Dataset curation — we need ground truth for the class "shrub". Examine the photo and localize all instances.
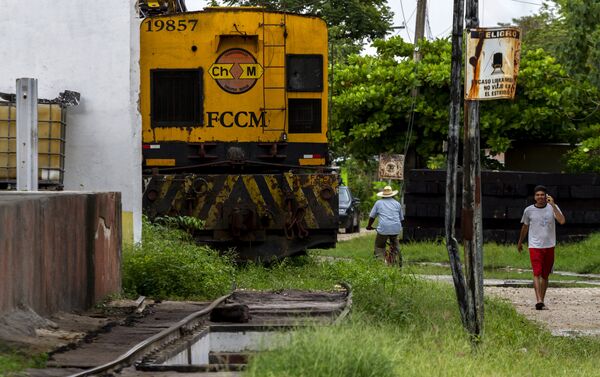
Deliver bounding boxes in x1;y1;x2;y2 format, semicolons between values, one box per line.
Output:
122;219;234;299
566;134;600;173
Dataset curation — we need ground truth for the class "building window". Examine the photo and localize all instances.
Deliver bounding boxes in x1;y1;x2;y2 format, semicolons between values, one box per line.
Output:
286;55;323;92
151;69;202;127
288;99;321;133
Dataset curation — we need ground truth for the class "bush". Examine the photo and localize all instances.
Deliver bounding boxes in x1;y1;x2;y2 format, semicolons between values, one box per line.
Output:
566;133;600;173
122;219;234;300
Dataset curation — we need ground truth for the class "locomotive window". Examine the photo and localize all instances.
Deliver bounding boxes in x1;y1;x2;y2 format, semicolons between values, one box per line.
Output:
286;55;323;92
288;99;321;133
151;69;203;127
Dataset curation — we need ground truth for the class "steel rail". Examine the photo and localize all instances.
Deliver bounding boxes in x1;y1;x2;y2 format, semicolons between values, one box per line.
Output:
67;293;232;377
334;282;353;325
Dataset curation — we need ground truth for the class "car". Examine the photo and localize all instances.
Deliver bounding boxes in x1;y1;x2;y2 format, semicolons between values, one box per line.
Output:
338;186;360;233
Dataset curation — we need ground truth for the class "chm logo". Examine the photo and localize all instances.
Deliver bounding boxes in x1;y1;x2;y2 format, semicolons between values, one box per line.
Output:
209;49;263;94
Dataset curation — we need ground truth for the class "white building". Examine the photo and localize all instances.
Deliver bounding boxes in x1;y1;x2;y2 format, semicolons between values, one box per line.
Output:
0;0;142;242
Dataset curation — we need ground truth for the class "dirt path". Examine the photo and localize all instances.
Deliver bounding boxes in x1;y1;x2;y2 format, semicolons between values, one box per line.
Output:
485;286;600;336
337;228;375;242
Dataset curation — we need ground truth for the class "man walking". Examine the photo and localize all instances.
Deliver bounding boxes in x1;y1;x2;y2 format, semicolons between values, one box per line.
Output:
517;185;566;310
366;186;404;266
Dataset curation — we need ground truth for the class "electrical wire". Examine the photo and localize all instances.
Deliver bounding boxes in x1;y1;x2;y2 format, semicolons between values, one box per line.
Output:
509;0;543;6
425;4;433;40
434;24;453;39
399;0;412;43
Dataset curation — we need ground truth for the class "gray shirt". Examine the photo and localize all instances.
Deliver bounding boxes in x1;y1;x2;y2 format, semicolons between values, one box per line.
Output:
369;198;403;235
521;204;562;248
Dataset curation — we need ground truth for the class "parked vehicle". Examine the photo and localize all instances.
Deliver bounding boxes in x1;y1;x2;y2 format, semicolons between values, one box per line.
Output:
339;186;360;233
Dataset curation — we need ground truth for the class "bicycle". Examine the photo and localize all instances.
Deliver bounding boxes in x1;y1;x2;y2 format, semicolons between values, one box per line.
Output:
384;239;402;267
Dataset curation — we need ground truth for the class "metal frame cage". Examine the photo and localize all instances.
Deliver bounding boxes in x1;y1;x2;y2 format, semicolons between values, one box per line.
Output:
0;101;67;189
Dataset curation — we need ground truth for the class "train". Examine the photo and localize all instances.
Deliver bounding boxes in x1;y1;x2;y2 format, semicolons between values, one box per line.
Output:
140;7;339;261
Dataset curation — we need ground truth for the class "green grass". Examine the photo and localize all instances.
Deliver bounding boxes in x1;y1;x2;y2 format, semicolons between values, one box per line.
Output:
8;226;600;376
0;348;46;376
316;232;600;275
238;254;600;377
405;264;600;287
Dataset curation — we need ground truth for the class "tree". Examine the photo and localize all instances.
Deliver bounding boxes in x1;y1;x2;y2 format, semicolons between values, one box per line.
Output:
221;0;394;58
331;36;597;167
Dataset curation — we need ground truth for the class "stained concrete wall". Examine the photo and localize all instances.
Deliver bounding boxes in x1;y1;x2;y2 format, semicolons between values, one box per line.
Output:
0;0;142;243
0;192;121;315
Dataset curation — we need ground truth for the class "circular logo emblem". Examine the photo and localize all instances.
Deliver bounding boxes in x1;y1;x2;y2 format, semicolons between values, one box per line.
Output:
209;49;263;94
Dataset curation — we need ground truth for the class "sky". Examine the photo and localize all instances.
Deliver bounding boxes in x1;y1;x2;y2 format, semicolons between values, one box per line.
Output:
184;0;548;43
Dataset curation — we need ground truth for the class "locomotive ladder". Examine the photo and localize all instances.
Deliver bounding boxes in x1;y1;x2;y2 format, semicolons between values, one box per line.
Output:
260;11;287;133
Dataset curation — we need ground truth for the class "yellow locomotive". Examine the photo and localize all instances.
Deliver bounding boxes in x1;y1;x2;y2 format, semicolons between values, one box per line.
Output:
140;7;338;260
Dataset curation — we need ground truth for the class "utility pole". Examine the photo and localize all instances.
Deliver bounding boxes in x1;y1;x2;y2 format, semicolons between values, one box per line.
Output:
413;0;427;62
445;0;469;332
463;0;484;338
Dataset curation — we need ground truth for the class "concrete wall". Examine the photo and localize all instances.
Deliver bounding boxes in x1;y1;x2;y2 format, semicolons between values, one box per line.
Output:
0;192;121;315
0;0;142;243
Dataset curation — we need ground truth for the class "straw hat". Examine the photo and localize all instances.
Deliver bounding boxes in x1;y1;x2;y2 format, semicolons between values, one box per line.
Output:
377;185;398;198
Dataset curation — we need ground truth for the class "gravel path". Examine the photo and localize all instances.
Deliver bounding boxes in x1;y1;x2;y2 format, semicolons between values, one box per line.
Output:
485;286;600;337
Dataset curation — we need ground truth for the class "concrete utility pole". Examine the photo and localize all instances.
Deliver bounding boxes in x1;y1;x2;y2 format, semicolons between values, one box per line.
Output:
463;0;484;338
16;78;38;191
413;0;427;62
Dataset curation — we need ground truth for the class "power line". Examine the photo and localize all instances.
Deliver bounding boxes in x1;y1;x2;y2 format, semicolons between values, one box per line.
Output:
509;0;543;6
399;0;412;43
425;5;433;40
435;24;453;38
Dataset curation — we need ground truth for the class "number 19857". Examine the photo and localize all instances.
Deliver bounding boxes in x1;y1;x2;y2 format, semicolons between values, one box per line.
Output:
145;19;198;32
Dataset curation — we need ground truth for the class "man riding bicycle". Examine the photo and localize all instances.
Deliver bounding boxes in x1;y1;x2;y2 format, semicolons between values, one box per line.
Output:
366;186;404;266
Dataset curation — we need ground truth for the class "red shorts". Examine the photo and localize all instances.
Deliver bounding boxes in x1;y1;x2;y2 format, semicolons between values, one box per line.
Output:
529;247;555;279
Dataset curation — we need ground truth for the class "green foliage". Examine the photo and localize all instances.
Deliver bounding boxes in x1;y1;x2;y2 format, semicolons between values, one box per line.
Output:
316;232;600;275
240;237;600;377
332;33;600;167
566;134;600;173
246;325;397;377
122;219;234;299
222;0;393;59
339;156;402;216
0;347;47;375
155;215;205;233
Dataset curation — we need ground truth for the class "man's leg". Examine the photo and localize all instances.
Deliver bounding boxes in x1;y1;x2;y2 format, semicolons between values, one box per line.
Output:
532;275;542;303
529;248;544;307
539;247;554;305
374;233;386;261
539;277;549;303
389;235;402;267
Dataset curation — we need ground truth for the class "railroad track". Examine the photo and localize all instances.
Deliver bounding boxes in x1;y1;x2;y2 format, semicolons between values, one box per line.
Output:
28;284;351;377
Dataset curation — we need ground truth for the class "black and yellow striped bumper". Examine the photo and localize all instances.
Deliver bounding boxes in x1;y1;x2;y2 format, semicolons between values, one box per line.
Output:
143;172;339;260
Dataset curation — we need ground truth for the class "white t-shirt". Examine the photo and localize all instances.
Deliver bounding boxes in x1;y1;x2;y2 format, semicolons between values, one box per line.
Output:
521;204;562;248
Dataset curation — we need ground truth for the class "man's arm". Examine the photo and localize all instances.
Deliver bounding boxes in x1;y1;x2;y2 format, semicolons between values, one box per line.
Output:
517;224;529;253
366;217;376;230
547;195;566;224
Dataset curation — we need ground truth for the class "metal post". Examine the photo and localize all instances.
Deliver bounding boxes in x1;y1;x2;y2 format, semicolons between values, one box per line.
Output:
446;0;470;330
463;0;484;338
16;78;38;191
